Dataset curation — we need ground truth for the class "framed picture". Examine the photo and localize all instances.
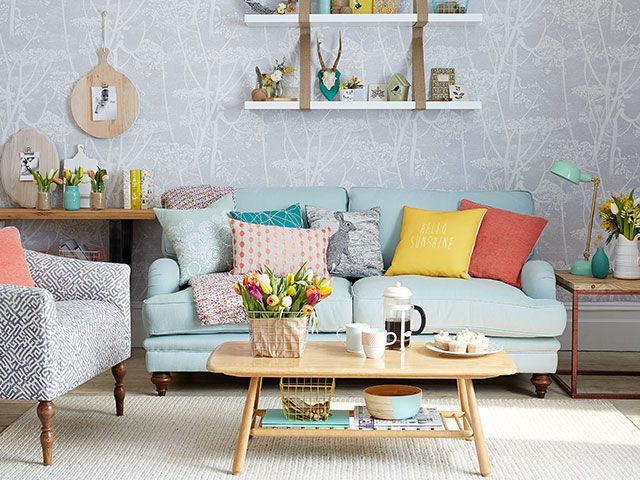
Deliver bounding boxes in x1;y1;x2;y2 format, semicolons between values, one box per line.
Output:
19;151;40;181
430;68;456;101
374;0;398;14
91;85;118;121
449;84;469;101
350;0;373;14
368;84;388;101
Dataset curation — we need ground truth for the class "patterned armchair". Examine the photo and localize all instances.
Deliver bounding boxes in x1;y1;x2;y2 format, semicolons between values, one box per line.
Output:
0;250;131;466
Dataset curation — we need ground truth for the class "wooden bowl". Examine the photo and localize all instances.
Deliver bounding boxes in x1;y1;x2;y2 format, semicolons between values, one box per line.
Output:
363;384;422;420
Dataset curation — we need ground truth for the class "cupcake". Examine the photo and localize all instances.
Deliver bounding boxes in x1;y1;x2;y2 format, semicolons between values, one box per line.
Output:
456;329;474;342
449;339;468;353
434;331;451;350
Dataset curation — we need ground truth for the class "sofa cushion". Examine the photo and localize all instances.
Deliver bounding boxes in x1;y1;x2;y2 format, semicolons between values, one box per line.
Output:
352;275;566;337
229;203;304;228
144;277;352;336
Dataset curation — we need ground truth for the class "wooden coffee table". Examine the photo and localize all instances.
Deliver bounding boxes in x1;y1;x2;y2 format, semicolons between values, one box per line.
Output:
207;341;517;477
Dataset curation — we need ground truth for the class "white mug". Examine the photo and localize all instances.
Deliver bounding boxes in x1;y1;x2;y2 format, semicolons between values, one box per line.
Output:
336;323;368;353
362;328;397;359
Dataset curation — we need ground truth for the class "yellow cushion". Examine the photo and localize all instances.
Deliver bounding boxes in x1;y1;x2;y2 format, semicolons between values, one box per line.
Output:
385;206;487;279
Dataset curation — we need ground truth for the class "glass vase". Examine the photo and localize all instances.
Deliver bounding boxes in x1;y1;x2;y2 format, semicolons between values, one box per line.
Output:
36;191;52;211
90;192;106;210
63;185;81;211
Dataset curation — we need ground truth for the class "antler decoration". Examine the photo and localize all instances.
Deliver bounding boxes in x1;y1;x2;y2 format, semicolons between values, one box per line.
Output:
316;33;343;91
316;34;326;71
332;33;342;71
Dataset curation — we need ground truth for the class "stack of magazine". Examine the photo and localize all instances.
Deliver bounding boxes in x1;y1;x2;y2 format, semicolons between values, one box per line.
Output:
352;406;443;431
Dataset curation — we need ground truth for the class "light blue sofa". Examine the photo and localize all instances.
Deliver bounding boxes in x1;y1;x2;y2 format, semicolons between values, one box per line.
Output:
143;187;565;398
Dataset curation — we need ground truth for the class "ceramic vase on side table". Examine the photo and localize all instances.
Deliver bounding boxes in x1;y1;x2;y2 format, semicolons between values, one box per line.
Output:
63;185;81;211
590;247;610;279
613;236;640;279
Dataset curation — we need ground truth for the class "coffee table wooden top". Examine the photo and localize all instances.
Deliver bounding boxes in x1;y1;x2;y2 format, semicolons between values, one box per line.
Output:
555;270;640;293
207;342;516;380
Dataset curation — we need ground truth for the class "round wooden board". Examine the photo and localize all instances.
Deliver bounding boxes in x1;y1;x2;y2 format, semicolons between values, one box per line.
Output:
0;129;59;208
70;48;139;139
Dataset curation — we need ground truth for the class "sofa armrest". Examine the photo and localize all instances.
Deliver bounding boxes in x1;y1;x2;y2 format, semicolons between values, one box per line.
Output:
521;260;557;300
148;258;180;298
25;250;131;319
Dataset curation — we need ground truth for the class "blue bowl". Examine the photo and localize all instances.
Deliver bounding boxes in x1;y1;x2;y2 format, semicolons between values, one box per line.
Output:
364;385;422;420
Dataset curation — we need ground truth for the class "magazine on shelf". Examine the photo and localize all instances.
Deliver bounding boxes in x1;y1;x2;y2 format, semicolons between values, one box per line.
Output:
353;405;444;431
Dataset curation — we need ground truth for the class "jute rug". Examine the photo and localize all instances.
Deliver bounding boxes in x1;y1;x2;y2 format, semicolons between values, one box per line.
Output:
1;396;639;480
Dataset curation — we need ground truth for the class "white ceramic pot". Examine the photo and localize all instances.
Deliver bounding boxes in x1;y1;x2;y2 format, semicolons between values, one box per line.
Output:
340;89;354;101
613;236;640;279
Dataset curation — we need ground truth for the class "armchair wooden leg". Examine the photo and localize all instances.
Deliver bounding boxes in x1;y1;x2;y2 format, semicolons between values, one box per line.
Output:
37;400;56;466
151;372;172;397
112;362;126;416
531;373;552;399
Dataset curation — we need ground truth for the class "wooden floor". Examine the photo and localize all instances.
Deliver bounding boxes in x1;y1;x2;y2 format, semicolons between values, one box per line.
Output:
1;348;639;434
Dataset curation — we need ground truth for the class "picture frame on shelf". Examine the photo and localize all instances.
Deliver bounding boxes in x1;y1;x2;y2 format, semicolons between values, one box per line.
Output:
350;0;373;14
449;84;469;101
368;84;388;101
374;0;398;14
19;149;39;182
430;68;456;101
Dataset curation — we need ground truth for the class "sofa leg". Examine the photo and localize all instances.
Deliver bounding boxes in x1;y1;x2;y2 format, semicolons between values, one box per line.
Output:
151;372;172;397
112;362;126;416
37;400;56;466
531;373;552;399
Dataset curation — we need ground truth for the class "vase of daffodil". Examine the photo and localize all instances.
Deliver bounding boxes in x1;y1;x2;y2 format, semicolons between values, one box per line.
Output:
599;190;640;279
62;167;84;211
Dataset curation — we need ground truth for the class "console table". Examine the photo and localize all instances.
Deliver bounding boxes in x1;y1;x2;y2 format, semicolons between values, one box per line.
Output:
0;208;156;266
554;270;640;399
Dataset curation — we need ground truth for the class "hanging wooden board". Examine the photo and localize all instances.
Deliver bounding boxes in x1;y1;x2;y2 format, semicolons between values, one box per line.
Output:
70;48;139;139
0;128;60;208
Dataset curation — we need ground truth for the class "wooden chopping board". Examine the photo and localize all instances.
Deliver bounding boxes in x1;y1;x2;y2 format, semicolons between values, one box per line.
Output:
0;128;60;208
70;48;139;139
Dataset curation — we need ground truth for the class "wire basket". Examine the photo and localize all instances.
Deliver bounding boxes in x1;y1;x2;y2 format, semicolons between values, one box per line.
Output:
432;0;469;13
58;246;106;262
247;313;309;358
280;377;335;421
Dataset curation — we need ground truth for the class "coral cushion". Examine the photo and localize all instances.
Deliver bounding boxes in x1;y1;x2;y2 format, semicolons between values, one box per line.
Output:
459;199;548;287
0;227;35;287
229;219;331;276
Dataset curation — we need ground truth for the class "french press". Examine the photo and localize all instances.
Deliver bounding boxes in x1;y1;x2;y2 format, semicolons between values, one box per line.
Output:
383;282;427;350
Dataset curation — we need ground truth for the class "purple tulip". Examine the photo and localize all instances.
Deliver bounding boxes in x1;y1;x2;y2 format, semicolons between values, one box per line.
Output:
246;284;263;300
307;292;321;306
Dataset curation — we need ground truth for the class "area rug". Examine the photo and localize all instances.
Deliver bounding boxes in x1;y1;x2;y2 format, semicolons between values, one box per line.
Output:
1;396;639;480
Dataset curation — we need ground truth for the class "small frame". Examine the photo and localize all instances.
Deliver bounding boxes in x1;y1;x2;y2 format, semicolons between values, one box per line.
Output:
374;0;398;13
19;148;40;182
430;68;456;101
449;84;469;101
91;85;118;121
368;84;388;101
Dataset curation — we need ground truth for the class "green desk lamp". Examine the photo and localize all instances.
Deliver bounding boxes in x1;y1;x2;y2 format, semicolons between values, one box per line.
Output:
550;161;600;276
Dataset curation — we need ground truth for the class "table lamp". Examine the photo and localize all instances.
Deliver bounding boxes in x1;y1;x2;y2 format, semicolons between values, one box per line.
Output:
550;161;600;276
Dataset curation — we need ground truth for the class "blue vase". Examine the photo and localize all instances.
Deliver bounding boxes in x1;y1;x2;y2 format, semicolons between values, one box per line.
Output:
591;247;610;279
63;185;81;211
319;0;331;14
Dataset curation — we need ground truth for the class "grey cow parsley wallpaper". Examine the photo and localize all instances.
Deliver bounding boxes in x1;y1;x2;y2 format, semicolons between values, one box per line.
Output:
1;0;639;300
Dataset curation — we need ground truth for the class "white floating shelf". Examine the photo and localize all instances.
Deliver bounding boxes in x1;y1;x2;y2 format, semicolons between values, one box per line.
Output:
244;101;481;111
244;13;483;27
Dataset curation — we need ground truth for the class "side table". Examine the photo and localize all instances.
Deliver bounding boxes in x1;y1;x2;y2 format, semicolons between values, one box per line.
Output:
554;270;640;399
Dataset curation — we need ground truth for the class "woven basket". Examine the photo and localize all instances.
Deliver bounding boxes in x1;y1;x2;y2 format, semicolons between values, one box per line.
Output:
248;315;309;358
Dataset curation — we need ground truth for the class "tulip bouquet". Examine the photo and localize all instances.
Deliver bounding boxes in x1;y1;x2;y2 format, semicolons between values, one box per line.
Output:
62;167;84;187
88;167;108;193
599;190;640;243
27;168;62;192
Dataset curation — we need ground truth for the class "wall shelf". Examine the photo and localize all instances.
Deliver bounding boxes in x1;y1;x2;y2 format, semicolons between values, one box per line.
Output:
245;13;483;27
244;101;481;111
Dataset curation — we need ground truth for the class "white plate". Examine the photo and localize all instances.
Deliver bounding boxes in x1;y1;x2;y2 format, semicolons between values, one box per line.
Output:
425;342;503;357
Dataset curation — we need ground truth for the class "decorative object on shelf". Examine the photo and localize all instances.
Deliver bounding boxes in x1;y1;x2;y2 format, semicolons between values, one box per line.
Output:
233;265;333;357
63;145;97;208
430;68;456;100
449;84;469;101
591;236;610;279
350;0;373;13
331;0;352;13
432;0;468;13
319;0;331;14
317;33;343;101
255;60;295;100
363;385;422;420
374;0;399;14
88;167;108;210
339;76;364;101
387;73;411;101
244;0;276;14
280;377;335;421
70;11;139;139
0;129;59;208
141;169;154;209
550;161;600;276
383;282;427;350
275;0;298;14
599;190;640;279
62;167;84;211
130;169;141;209
368;83;388;101
28;168;61;211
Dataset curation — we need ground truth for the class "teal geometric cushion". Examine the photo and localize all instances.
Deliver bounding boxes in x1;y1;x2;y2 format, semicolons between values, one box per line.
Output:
228;203;304;228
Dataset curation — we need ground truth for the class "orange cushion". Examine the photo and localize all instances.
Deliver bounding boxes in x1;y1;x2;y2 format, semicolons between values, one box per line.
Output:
459;199;547;287
0;227;35;287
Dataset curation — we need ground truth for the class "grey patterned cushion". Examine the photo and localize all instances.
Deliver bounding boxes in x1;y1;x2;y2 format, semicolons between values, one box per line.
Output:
306;206;384;278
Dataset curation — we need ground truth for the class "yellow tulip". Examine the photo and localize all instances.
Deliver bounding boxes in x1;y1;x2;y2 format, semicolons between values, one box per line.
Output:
64;169;71;181
287;285;297;296
260;282;272;295
286;273;295;285
319;285;333;297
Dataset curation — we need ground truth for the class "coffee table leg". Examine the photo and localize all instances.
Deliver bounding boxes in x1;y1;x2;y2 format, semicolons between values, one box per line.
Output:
457;379;472;440
250;378;263;439
232;377;259;475
464;379;491;477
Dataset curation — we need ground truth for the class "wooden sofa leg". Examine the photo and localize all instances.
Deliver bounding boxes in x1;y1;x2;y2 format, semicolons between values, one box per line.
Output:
151;372;172;397
531;373;552;399
112;362;126;416
37;400;56;466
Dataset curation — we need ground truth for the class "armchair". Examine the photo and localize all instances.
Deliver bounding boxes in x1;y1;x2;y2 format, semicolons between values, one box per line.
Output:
0;251;131;466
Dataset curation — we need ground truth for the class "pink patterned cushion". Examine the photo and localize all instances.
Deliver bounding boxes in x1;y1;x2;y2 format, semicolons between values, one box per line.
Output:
229;219;331;276
161;185;235;210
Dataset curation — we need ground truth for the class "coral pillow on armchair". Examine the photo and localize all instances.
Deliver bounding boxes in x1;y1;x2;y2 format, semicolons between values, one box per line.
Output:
229;219;331;276
459;199;548;287
0;227;35;287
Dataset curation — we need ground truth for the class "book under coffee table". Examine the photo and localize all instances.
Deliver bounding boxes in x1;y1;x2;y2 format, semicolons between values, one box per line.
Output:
207;341;517;477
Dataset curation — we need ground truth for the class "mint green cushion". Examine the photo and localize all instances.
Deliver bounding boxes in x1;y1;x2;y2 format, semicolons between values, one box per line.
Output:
229;203;304;228
154;193;234;285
